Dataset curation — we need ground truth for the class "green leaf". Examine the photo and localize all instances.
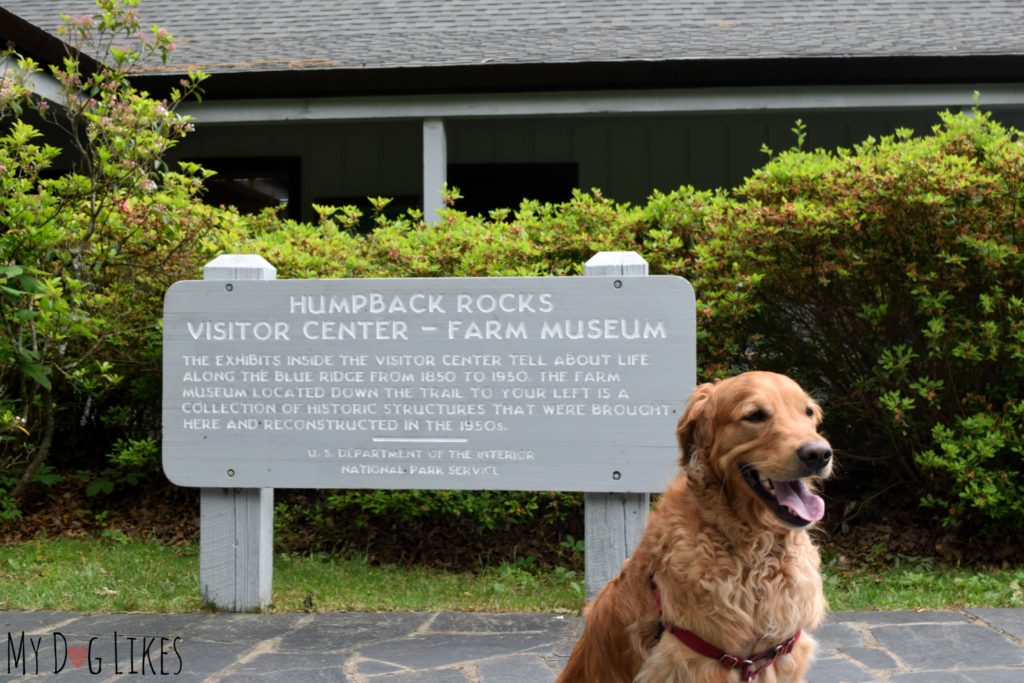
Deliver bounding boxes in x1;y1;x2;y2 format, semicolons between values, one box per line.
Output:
85;479;109;497
18;363;52;390
0;286;26;299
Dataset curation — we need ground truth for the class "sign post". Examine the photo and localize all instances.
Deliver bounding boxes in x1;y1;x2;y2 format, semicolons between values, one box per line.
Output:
164;252;695;610
197;255;275;611
583;251;655;599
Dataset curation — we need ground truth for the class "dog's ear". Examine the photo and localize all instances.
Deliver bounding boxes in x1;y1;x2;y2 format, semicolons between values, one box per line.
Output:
677;382;714;466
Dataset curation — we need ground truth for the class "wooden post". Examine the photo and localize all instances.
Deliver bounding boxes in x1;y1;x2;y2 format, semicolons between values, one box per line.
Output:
199;254;276;611
583;252;652;599
422;118;447;221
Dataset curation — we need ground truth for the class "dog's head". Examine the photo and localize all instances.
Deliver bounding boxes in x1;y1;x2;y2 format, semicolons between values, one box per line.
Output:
677;371;833;530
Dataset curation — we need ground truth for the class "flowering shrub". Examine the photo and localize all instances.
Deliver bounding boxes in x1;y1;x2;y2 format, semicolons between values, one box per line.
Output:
0;0;213;513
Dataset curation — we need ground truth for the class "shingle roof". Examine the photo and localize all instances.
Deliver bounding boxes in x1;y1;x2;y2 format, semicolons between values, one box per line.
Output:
4;0;1024;75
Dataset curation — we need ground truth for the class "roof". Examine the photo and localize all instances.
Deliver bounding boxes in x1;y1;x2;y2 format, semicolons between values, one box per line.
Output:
4;1;1024;97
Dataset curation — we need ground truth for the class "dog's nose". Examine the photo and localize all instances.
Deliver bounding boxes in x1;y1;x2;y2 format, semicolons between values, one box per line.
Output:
797;440;832;472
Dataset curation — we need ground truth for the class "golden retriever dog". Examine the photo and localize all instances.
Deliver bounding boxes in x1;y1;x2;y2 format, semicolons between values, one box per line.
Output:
557;371;833;683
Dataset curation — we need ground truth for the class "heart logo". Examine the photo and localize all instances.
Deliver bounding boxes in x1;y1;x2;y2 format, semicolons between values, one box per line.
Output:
67;645;88;669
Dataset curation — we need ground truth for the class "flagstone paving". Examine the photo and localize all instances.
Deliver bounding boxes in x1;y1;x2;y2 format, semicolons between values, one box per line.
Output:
2;608;1021;681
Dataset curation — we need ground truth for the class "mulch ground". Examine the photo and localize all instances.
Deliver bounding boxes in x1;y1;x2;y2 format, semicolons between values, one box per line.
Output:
1;479;198;549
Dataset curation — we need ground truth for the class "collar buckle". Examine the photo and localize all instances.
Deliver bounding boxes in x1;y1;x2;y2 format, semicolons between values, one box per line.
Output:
718;653;753;669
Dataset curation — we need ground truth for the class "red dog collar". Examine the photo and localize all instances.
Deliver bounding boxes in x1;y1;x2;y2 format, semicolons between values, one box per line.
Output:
650;576;800;682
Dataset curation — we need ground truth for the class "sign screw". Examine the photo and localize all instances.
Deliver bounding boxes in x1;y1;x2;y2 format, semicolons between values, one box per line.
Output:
227;469;236;477
612;471;622;480
225;283;234;292
614;280;623;289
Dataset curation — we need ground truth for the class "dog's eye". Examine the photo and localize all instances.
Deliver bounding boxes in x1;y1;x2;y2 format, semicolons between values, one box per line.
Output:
805;406;815;418
743;409;768;423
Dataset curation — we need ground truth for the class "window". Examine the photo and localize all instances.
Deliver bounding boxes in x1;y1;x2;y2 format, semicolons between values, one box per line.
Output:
190;157;301;219
447;163;578;215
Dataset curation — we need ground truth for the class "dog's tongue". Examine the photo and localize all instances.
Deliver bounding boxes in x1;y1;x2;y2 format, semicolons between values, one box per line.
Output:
771;479;825;523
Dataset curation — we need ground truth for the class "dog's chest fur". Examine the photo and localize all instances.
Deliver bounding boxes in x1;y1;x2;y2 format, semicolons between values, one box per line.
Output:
694;532;820;645
647;482;826;653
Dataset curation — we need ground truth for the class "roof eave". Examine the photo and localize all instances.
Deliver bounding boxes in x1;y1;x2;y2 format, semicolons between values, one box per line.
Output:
130;54;1024;101
0;6;101;76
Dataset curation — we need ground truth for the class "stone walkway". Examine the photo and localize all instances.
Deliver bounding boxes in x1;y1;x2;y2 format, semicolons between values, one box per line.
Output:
2;608;1021;681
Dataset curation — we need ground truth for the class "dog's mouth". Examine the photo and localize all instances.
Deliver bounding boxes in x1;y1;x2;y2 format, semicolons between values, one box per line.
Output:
740;464;825;527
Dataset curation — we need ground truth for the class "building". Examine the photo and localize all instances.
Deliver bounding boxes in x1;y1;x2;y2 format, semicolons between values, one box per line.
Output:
4;1;1024;222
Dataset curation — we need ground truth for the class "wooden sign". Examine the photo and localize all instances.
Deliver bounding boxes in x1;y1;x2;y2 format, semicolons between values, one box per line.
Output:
162;276;695;492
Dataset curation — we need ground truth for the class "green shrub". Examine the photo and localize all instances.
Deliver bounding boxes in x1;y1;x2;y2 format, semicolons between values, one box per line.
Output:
692;109;1024;533
234;108;1024;537
237;186;672;280
3;5;1022;542
917;406;1024;528
321;489;578;531
85;437;160;497
271;488;583;569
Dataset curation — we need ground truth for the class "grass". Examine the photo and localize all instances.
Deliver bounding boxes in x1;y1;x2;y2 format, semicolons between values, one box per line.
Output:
1;537;1022;613
824;560;1024;612
0;538;583;613
0;538;202;613
272;552;583;612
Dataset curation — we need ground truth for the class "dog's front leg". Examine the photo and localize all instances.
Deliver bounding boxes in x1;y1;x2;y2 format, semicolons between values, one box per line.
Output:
767;633;817;683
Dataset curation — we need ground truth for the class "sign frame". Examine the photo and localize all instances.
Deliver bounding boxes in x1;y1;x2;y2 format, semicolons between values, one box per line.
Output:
162;274;695;492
